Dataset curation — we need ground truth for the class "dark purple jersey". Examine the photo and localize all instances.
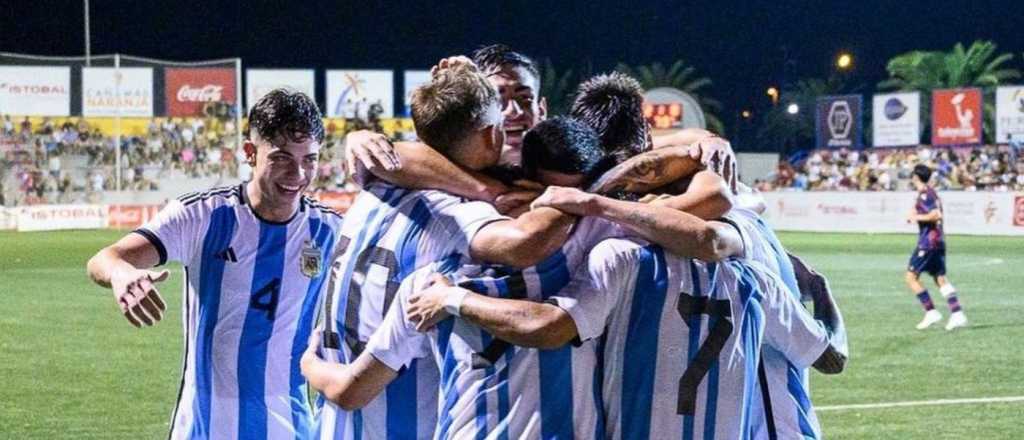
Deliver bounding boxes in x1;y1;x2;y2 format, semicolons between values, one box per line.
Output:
915;188;944;249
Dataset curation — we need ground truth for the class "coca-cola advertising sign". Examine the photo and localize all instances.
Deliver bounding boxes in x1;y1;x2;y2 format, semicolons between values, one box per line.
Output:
164;68;236;116
932;88;982;145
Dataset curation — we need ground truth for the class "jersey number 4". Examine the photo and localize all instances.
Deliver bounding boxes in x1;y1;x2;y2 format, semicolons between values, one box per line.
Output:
676;292;733;416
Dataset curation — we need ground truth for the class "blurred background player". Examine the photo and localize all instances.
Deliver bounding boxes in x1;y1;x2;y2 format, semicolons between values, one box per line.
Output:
87;89;341;439
905;164;967;331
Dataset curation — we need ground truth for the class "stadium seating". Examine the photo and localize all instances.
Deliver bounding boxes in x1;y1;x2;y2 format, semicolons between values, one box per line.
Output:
760;145;1024;192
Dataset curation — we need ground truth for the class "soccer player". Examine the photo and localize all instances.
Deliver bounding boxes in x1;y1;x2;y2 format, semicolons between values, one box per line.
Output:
587;238;844;440
724;205;847;440
314;58;576;440
472;44;547;168
567;71;848;438
905;164;967;331
86;89;342;439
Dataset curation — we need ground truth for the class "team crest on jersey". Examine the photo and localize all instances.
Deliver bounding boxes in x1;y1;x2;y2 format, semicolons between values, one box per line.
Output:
300;240;322;278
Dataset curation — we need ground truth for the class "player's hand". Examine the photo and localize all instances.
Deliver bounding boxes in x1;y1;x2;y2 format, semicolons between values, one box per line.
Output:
110;268;169;328
906;212;916;224
431;56;477;76
300;329;326;378
531;186;598;216
690;136;737;194
344;130;401;186
495;190;541;215
407;274;454;332
638;193;673;206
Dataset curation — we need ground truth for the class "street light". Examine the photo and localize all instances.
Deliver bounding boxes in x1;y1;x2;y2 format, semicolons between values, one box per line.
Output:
786;103;800;115
741;110;752;119
766;86;779;105
836;52;853;70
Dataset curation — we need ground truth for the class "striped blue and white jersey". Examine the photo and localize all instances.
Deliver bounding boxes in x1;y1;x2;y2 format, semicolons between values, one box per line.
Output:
135;184;344;440
316;182;508;440
364;247;612;440
726;208;826;440
589;238;829;440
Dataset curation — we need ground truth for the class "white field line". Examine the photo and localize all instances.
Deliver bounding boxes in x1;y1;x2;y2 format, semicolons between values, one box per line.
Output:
817;395;1024;411
960;257;1006;267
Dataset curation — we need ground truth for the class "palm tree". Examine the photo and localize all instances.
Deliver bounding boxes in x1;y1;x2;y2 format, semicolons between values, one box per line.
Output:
878;40;1020;143
756;77;845;155
538;58;575;116
615;61;724;135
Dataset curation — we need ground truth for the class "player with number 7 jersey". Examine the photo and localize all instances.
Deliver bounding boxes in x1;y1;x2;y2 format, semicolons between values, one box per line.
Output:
590;238;832;440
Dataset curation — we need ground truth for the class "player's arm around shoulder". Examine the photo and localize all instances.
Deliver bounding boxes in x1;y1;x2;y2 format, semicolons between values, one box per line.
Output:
532;186;742;261
406;274;578;350
345;129;507;203
468;206;576;269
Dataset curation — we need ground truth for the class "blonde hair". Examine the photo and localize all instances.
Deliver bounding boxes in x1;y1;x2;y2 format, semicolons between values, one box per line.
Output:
410;63;498;156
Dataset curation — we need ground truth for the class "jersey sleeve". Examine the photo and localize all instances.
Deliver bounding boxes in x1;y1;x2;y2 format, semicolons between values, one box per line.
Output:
550;238;640;342
426;191;509;256
755;264;830;369
133;198;204;266
721;208;761;261
365;267;434;372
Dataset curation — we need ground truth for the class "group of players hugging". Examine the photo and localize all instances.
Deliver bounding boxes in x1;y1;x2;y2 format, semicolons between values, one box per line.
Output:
89;45;859;439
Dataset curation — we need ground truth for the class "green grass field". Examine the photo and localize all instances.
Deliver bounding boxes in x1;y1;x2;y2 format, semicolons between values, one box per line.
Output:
1;229;1022;439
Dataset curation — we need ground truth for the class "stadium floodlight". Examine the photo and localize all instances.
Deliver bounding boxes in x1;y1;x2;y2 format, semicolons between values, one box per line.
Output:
766;86;779;105
836;52;853;70
787;103;800;115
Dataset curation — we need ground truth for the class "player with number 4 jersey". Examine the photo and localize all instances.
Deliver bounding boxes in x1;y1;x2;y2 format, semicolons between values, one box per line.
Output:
87;89;341;439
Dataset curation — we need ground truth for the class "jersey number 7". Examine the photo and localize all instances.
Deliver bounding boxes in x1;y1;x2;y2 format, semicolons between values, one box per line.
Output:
675;292;733;416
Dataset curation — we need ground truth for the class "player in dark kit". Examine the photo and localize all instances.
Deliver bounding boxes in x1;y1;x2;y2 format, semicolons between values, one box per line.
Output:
905;164;967;331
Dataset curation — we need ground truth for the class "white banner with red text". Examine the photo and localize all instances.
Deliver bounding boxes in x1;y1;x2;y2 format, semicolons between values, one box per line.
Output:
761;191;1024;236
6;204;163;231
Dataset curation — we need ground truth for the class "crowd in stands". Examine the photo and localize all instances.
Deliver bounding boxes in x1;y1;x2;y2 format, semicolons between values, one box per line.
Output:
5;113;1023;207
0;113;395;206
758;144;1024;192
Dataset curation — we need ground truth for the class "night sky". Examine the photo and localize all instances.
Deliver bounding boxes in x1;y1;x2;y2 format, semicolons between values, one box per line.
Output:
3;0;1020;131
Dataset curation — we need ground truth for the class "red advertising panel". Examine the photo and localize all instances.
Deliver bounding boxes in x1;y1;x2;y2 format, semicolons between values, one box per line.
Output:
107;205;161;229
164;68;236;117
932;88;982;145
312;191;358;214
1014;196;1024;227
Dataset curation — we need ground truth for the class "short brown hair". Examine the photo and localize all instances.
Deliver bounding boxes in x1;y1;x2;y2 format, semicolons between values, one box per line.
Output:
410;63;499;155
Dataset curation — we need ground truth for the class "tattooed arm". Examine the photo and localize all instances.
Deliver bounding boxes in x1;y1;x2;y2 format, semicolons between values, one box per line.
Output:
587;146;701;195
532;186;743;261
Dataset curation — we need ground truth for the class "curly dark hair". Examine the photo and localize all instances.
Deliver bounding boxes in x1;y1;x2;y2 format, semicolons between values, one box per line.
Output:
521;117;615;186
472;44;540;83
245;88;324;143
569;72;648;162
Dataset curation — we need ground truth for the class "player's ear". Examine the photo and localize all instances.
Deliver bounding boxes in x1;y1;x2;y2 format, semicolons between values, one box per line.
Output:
537;97;548;121
243;140;258;166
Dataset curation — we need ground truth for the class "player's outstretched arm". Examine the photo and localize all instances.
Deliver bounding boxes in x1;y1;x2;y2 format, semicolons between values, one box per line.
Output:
301;331;398;411
405;275;578;349
345;130;507;203
532;186;743;261
790;252;849;373
469;207;576;268
87;233;169;328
